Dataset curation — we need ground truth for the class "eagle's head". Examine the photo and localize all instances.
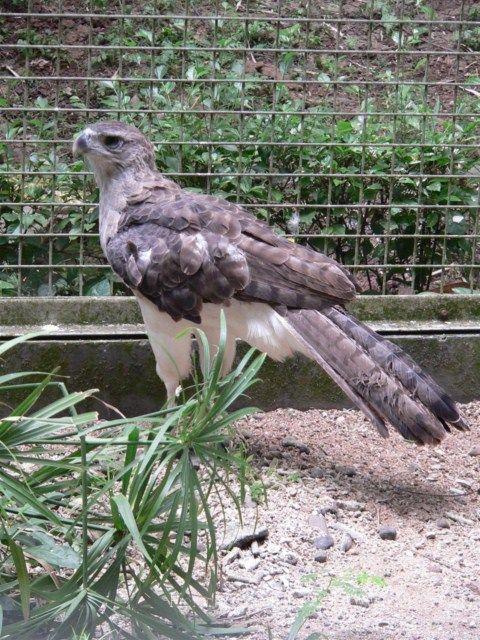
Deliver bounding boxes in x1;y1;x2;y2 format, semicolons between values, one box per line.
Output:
73;121;156;183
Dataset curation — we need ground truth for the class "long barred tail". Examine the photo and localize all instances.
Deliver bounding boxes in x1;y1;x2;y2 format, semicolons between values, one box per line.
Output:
287;307;468;445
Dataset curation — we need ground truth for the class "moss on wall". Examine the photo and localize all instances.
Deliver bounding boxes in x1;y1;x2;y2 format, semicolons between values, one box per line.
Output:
1;334;479;417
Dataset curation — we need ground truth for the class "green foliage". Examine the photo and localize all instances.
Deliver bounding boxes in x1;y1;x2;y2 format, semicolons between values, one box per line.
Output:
287;571;386;639
248;479;266;505
287;471;302;483
1;1;479;296
0;323;265;639
463;4;480;51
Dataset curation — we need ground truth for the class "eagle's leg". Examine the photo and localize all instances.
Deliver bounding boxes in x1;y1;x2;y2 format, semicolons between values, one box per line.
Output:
135;294;193;406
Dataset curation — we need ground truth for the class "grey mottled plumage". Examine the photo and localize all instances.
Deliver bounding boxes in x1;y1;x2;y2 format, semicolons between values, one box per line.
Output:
73;121;468;445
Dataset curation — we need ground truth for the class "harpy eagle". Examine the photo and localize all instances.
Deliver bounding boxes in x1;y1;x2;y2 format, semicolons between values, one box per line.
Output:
73;121;467;445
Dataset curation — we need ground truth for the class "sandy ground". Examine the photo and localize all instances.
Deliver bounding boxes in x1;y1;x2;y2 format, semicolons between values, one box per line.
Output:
209;403;480;640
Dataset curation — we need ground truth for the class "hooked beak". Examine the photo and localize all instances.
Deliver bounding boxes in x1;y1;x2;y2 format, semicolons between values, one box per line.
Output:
72;131;91;157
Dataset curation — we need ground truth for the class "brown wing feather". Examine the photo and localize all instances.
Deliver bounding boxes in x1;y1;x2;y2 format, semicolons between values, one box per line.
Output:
107;178;357;322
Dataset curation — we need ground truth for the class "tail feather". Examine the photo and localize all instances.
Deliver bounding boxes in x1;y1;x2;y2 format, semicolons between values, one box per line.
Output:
287;308;468;445
324;307;467;429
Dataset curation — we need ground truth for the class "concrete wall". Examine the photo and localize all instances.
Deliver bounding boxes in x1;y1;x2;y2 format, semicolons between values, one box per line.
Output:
1;296;479;416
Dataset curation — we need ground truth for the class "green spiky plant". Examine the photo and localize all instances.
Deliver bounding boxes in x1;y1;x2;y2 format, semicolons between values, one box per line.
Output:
0;317;265;639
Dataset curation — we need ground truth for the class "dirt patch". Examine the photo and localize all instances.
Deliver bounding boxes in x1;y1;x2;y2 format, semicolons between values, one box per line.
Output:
210;402;480;639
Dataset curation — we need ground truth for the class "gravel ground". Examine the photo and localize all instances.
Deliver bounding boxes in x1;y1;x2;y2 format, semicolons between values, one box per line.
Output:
208;403;480;640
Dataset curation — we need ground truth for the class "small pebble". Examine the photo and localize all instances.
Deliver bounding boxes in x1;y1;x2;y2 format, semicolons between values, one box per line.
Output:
309;467;324;479
335;465;356;477
340;533;354;553
457;478;473;489
378;525;397;541
337;499;364;512
436;517;451;529
468;447;480;457
308;512;328;532
466;581;480;596
239;556;260;571
292;588;310;598
223;548;241;565
314;550;328;563
446;511;474;525
282;437;310;454
279;550;299;565
228;605;247;618
220;525;269;550
350;596;371;608
319;500;338;515
427;563;442;574
314;534;335;550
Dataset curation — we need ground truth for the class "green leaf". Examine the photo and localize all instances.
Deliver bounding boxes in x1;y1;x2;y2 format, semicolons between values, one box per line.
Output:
336;120;354;136
16;529;81;570
0;469;61;525
112;494;151;562
121;425;140;494
85;277;111;296
0;333;48;357
8;539;30;621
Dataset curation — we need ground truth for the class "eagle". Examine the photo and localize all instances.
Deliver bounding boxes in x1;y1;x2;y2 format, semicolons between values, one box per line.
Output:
73;121;467;445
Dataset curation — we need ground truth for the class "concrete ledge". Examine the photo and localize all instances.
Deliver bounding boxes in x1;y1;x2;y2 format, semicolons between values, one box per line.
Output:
1;294;480;327
1;296;479;416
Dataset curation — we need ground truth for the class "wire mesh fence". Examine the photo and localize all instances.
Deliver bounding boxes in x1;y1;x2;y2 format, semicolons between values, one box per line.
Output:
1;0;479;297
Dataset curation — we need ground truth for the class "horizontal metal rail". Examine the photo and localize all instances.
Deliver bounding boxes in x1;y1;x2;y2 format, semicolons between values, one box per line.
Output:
2;44;478;56
3;76;480;86
2;107;478;117
1;171;477;179
1;141;478;149
1;12;479;25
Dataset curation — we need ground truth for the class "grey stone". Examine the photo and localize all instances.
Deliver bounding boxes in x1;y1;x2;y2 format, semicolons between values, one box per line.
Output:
228;605;247;619
308;512;328;532
340;533;354;553
446;511;474;525
282;437;310;454
314;550;328;563
331;523;366;543
319;500;338;515
378;525;397;541
223;548;240;565
224;571;261;585
337;499;365;512
314;534;335;550
279;550;299;565
436;517;451;529
350;596;372;608
239;556;260;572
468;447;480;457
220;526;269;550
309;467;324;479
293;588;310;598
335;465;357;477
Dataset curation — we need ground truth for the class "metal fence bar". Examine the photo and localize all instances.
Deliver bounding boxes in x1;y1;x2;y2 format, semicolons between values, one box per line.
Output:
1;0;479;297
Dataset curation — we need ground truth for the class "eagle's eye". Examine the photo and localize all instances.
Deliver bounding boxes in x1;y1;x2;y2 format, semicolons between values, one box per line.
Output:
103;135;123;151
